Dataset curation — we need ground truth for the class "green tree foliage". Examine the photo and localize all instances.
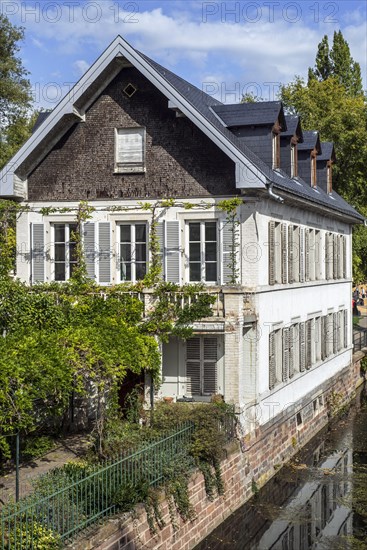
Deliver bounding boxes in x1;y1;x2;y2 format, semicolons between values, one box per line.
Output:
0;15;34;168
308;31;363;97
280;31;367;281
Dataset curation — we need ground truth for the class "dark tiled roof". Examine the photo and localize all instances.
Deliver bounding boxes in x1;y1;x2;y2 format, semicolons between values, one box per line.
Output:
282;115;303;141
140;53;363;222
298;130;320;151
32;111;51;134
317;142;335;162
211;101;284;128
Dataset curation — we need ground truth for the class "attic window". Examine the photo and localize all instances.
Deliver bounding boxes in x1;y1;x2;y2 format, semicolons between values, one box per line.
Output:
115;127;145;173
123;83;137;98
327;161;332;194
272;132;280;169
291;143;298;178
311;153;317;188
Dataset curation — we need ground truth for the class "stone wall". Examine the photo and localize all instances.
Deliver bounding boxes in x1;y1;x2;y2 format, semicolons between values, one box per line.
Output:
67;358;363;550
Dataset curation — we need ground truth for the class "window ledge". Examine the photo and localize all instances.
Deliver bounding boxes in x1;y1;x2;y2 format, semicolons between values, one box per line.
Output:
114;166;146;174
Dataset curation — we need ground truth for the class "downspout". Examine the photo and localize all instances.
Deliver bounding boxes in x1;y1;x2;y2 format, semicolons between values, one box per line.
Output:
266;181;284;203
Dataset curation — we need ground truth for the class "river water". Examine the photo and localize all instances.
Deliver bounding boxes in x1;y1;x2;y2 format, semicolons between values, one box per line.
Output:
196;385;367;550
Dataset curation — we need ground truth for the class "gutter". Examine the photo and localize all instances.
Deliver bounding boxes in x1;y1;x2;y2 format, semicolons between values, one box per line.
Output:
266;182;284;203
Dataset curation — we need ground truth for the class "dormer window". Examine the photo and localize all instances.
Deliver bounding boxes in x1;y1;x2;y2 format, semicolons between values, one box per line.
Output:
327;161;332;194
311;152;317;187
272;132;280;169
291;142;298;177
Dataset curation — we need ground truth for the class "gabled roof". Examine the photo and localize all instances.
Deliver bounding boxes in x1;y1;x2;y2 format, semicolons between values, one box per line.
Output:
317;142;335;162
0;36;363;223
31;111;51;134
211;101;286;129
298;130;321;153
282;115;303;142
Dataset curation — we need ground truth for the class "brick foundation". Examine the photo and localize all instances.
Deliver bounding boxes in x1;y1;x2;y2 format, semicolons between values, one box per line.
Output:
67;359;363;550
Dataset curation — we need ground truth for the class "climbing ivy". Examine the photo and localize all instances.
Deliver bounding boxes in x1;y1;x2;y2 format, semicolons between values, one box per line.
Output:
218;197;242;284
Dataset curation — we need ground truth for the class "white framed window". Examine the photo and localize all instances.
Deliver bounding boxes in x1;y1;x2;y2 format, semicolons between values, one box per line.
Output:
119;223;147;282
52;223;77;281
115;127;145;173
186;336;218;397
188;221;218;283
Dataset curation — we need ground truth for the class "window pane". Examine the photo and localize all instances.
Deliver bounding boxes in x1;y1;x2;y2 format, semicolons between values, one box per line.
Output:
205;263;217;282
121;225;131;242
135;244;146;262
136;263;146;280
55;243;65;262
54;225;65;242
55;262;65;281
189;243;200;262
190;263;201;281
69;224;77;241
189;223;200;242
205;222;216;242
135;224;146;242
69;242;77;262
120;244;131;262
205;242;217;262
121;263;131;281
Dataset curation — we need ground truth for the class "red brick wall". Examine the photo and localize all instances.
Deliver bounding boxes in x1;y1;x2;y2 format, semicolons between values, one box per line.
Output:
28;68;236;202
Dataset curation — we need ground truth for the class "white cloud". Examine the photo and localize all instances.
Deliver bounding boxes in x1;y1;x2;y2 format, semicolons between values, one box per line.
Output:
73;59;90;76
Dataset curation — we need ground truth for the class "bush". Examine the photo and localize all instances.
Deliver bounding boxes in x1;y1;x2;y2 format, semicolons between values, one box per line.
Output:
1;520;61;549
22;435;55;461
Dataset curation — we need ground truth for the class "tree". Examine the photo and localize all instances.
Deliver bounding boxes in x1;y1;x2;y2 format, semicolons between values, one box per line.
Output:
281;32;367;281
308;31;363;97
0;15;34;168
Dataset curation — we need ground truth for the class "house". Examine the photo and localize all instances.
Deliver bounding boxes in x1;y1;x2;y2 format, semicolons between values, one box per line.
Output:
0;36;363;438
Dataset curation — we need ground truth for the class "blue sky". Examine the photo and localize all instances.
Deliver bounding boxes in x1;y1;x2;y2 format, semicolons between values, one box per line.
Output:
2;0;366;109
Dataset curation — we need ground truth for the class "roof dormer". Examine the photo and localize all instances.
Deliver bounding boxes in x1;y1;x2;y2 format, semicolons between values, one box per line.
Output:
212;101;287;170
297;131;321;188
280;115;303;178
317;142;336;194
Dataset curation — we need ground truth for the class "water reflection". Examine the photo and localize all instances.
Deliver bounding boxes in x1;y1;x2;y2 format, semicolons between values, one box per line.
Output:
196;387;367;550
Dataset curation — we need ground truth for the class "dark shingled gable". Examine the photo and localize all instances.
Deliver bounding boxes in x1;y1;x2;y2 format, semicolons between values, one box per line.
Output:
317;142;335;162
282;115;303;141
211;101;285;128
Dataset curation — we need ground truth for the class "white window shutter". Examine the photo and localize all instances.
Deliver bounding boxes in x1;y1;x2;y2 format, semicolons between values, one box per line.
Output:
344;310;348;348
32;223;45;283
98;222;111;283
321;316;326;360
306;320;312;369
342;236;347;278
203;337;217;395
269;332;276;390
156;222;164;276
299;322;306;372
325;233;330;280
299;228;305;283
281;223;287;284
333;234;338;279
222;220;235;284
186;338;201;396
333;312;337;354
305;229;310;281
268;221;275;285
289;325;294;378
83;222;96;280
166;221;180;283
282;328;289;382
288;225;294;283
315;231;321;280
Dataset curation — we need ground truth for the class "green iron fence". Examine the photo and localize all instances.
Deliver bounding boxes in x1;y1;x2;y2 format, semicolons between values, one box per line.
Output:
0;422;195;548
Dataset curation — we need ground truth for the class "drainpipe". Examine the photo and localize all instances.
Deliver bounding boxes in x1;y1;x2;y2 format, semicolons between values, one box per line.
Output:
267;182;284;203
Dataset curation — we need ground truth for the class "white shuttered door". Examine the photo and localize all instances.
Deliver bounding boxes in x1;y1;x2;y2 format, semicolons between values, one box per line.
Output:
83;222;96;280
99;222;111;283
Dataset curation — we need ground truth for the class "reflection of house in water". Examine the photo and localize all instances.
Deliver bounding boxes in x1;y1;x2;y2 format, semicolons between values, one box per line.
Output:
255;444;352;550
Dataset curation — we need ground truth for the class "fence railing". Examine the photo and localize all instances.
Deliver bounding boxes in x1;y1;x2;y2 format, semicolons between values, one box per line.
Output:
353;327;367;352
0;413;235;548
